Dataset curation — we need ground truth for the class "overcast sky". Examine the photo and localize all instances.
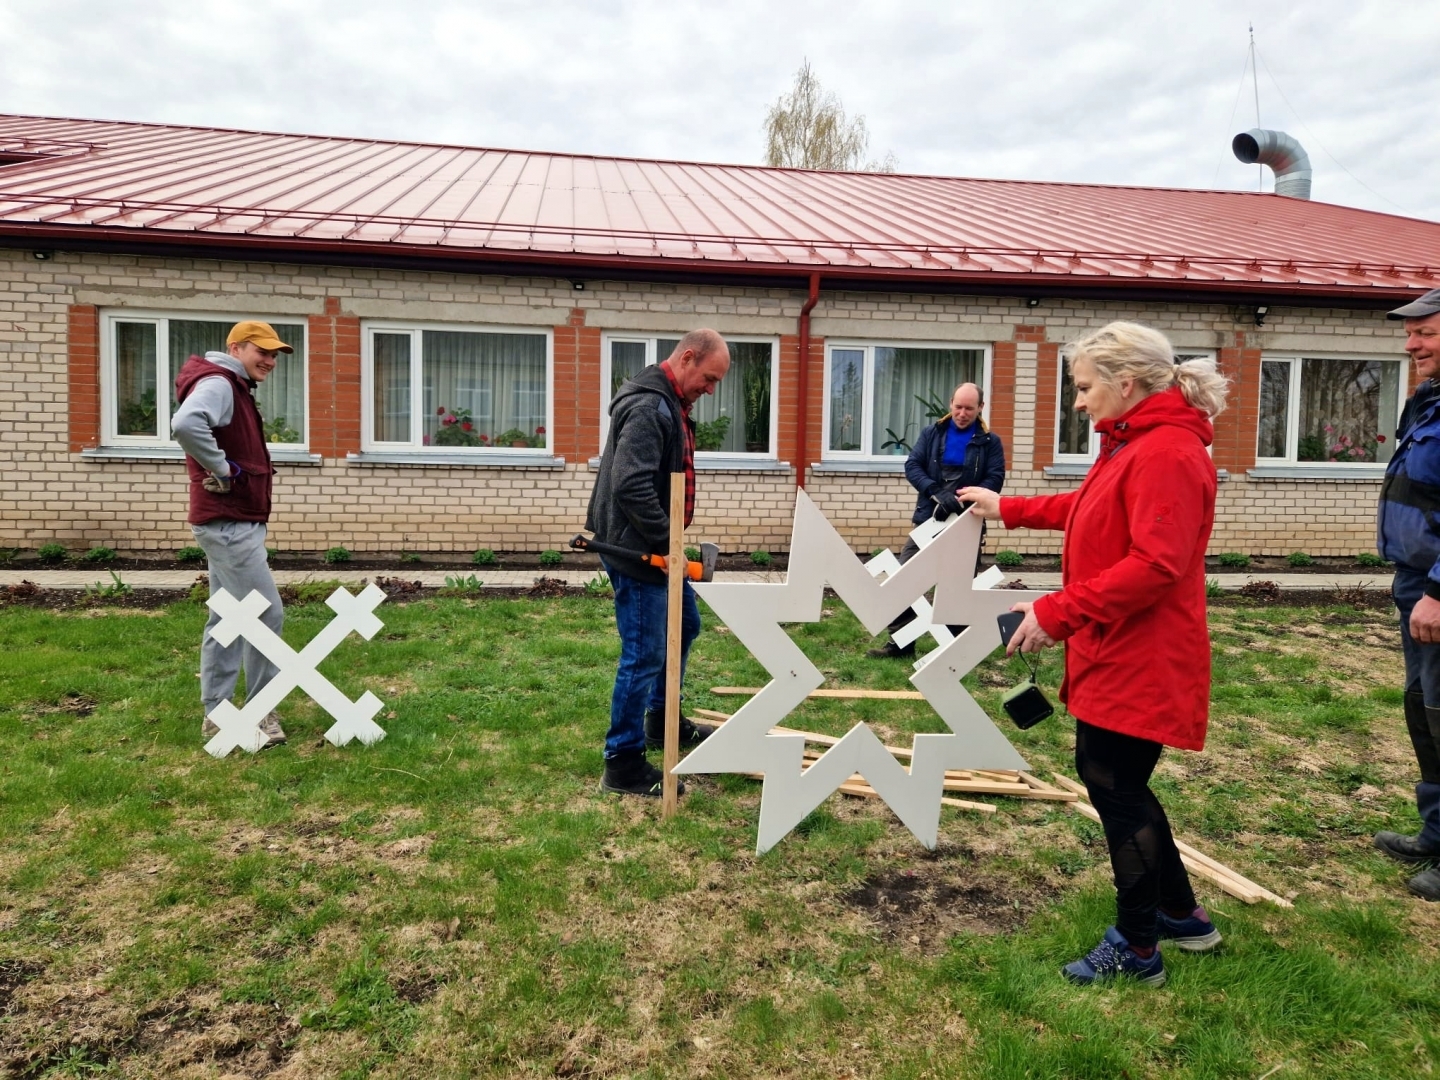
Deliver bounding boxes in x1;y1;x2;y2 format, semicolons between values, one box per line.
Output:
3;0;1438;220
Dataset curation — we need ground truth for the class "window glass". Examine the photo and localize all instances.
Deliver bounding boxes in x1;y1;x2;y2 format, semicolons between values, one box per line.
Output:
1258;360;1290;459
115;322;158;436
1056;358;1089;456
610;341;646;395
1295;358;1398;464
694;340;771;452
871;347;982;456
373;333;411;443
828;348;864;451
420;330;547;448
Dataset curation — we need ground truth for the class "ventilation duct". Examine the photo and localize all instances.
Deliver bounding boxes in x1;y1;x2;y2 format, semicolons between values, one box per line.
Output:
1232;129;1312;199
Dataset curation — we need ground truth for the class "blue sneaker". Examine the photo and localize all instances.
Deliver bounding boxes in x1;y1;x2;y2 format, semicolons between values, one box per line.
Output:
1156;906;1222;952
1062;926;1167;987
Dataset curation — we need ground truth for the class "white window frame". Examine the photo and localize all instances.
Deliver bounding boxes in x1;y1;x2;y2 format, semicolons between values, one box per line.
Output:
360;320;554;455
1052;350;1218;464
599;333;781;459
98;308;309;450
1256;350;1406;468
821;339;991;460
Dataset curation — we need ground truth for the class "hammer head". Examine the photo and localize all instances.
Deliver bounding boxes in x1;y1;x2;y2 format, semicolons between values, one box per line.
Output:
699;542;719;582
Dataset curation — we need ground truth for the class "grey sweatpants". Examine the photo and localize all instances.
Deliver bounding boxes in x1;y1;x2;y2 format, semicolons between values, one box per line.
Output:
192;520;284;714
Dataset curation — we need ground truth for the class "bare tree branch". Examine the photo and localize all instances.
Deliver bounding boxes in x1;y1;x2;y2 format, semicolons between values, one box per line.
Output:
762;60;897;173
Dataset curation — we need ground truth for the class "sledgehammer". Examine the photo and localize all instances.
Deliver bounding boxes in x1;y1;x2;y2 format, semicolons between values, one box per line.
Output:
569;534;719;582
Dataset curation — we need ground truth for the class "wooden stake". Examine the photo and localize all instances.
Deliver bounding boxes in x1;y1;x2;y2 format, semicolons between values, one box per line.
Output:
662;472;685;818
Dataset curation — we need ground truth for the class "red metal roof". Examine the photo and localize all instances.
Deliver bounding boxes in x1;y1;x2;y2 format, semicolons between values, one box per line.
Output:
2;113;1437;299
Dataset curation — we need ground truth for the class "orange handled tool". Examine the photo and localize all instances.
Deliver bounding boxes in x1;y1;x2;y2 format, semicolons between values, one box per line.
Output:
569;534;718;582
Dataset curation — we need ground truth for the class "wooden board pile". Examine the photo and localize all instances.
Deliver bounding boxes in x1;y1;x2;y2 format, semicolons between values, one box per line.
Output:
698;691;1291;908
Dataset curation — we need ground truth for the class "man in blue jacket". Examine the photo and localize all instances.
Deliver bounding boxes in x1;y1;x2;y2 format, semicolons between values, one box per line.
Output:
1376;288;1440;901
868;382;1006;658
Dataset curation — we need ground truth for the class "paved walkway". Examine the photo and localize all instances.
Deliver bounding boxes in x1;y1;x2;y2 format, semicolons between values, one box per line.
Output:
0;568;1392;592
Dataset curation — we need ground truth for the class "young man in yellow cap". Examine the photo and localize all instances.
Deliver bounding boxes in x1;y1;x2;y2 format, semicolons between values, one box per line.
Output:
171;321;291;749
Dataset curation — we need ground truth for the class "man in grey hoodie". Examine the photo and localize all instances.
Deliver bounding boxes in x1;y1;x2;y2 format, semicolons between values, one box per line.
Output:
171;321;290;749
587;329;730;797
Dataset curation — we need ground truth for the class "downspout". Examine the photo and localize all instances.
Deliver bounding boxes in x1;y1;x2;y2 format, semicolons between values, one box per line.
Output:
796;272;821;489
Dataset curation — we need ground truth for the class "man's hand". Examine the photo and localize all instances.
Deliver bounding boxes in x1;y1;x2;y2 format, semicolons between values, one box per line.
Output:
1005;601;1056;656
956;486;1001;520
1412;594;1440;644
201;460;241;494
932;488;963;521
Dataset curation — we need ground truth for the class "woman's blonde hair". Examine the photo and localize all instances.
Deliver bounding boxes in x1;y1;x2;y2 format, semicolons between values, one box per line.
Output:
1064;321;1230;418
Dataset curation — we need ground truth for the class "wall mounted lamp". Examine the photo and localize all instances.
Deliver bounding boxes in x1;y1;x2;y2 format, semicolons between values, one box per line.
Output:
32;251;51;260
1254;305;1269;328
572;281;585;291
1026;297;1041;308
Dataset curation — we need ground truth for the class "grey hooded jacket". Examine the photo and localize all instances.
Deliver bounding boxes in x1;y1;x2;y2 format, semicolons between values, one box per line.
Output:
584;364;690;584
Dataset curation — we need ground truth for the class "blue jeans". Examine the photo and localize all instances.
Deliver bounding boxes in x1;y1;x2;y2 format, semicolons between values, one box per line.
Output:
1392;568;1440;843
605;563;701;759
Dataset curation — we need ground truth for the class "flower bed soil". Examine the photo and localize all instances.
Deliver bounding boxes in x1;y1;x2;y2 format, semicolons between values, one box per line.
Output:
0;550;791;574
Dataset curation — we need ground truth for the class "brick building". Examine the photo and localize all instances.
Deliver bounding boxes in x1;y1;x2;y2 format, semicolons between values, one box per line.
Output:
3;114;1439;557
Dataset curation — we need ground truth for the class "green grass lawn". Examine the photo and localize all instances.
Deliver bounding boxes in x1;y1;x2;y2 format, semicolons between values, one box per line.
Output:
0;591;1436;1079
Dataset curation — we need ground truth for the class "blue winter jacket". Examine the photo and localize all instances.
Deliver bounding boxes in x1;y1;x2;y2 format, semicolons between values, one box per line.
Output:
904;419;1006;525
1378;379;1440;594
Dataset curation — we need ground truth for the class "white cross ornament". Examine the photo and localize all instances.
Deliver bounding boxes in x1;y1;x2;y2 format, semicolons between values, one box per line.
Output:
203;583;389;757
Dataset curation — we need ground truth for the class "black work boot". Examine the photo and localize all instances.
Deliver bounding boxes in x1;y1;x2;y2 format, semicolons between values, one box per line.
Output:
600;749;684;798
644;710;716;751
1408;867;1440;901
1374;831;1440;865
866;639;915;659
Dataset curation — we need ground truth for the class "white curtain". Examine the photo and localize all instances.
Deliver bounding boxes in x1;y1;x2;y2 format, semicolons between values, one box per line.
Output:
1258;361;1290;459
828;349;864;451
421;330;547;447
693;340;771;452
373;333;412;443
115;322;158;436
871;347;981;455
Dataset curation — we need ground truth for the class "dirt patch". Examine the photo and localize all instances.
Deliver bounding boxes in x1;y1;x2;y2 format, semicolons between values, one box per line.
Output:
0;960;44;1014
525;576;571;599
28;692;98;718
843;863;1064;949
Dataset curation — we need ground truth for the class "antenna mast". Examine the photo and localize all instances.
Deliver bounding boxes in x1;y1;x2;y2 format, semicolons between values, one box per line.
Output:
1249;23;1262;190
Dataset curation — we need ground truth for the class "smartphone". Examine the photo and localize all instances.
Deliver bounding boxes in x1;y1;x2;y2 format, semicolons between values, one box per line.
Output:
997;611;1024;649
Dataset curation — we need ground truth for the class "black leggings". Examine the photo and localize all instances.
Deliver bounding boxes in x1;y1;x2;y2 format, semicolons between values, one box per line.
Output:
1075;719;1196;948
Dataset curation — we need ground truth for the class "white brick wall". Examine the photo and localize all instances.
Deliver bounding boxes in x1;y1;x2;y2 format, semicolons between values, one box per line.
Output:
0;248;1403;558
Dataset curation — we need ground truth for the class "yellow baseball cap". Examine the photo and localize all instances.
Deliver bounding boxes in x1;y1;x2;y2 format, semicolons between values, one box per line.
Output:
227;320;293;353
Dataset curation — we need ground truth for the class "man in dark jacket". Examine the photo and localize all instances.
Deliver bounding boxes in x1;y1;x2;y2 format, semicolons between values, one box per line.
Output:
587;329;731;796
868;381;1006;658
171;321;290;749
1375;287;1440;901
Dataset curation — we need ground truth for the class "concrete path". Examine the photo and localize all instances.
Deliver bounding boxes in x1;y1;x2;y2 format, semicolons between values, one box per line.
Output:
0;567;1392;592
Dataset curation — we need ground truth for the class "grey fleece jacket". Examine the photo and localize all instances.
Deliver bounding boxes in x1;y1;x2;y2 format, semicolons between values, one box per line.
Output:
171;351;247;477
584;364;688;584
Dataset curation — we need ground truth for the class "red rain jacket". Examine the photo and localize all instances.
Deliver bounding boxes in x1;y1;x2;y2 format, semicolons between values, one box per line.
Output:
999;386;1217;750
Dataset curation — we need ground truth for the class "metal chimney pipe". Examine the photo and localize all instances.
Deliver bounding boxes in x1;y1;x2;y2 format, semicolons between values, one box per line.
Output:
1232;128;1312;199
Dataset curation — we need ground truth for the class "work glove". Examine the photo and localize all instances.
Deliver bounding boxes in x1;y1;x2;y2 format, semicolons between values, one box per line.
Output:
202;460;242;494
932;488;963;521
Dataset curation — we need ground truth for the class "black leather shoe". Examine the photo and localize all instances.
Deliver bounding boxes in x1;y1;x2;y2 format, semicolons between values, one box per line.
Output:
1408;868;1440;901
644;710;716;751
865;640;916;659
1373;831;1440;865
600;749;685;798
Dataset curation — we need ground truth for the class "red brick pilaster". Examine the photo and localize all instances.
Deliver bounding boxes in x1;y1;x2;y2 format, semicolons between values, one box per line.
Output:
307;297;361;458
1212;330;1262;472
779;332;824;481
987;340;1017;455
552;307;601;461
1032;340;1061;470
68;304;100;451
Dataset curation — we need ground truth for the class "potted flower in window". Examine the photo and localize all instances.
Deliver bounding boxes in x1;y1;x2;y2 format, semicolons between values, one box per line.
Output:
433;406;482;447
497;428;530;448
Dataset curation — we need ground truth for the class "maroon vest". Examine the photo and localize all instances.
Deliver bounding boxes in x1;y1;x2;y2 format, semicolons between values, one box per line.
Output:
174;357;273;525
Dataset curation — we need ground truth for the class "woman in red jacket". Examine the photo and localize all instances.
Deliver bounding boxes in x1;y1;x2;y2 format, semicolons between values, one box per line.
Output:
960;321;1229;988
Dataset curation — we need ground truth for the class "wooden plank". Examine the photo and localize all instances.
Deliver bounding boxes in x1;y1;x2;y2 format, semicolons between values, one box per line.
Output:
836;780;997;815
662;473;685;818
711;686;927;700
1055;772;1289;907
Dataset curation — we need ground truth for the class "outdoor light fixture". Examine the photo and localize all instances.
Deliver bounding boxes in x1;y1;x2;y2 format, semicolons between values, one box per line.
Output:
572;281;585;291
1026;297;1041;308
1254;305;1269;327
32;251;51;260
